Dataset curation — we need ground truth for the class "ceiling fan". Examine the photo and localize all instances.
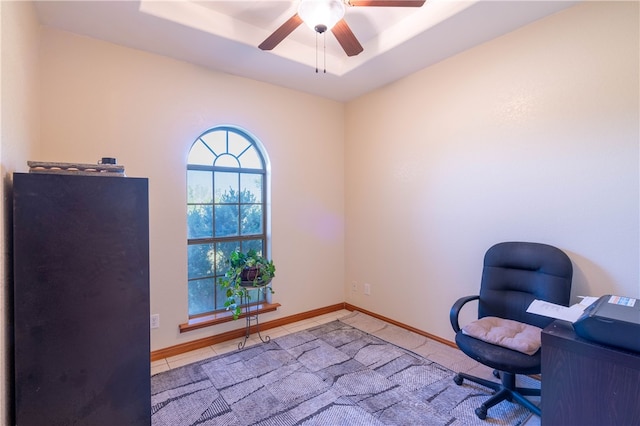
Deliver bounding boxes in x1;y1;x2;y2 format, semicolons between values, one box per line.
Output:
258;0;426;57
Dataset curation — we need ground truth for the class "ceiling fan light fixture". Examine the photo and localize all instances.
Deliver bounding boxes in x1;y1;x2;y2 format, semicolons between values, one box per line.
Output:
298;0;346;33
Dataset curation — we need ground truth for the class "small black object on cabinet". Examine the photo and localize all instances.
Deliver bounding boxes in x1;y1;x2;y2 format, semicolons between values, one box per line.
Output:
13;172;151;426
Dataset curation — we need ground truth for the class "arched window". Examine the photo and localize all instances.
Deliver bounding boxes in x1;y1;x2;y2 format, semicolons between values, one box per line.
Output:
186;126;269;318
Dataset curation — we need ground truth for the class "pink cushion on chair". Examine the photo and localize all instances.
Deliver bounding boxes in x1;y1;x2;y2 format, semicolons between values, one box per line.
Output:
462;316;542;355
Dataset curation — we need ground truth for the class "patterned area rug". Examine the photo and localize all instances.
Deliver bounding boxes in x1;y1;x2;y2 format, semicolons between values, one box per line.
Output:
151;320;534;425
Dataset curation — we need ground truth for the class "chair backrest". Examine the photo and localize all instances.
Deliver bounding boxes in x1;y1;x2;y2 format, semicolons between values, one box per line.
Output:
478;242;573;329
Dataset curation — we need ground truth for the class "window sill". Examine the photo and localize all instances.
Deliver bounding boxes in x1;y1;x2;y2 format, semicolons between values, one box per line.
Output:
179;302;281;333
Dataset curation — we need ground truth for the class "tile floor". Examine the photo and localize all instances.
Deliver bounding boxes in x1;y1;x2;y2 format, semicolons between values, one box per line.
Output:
150;309;540;425
151;309;353;375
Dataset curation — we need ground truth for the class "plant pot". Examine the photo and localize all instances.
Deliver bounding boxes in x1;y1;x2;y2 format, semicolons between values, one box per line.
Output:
241;266;260;281
240;278;271;287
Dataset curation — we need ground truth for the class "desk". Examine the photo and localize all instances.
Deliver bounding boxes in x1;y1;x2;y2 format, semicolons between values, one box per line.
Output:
541;320;640;426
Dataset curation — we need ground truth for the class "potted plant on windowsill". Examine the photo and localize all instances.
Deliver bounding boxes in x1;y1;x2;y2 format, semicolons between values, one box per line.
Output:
219;249;276;319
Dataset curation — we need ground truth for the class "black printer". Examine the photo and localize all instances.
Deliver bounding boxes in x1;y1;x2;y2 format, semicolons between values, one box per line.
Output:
573;294;640;353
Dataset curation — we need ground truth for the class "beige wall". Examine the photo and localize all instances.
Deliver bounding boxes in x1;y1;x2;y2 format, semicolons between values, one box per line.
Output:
345;1;640;340
1;1;41;423
37;28;346;352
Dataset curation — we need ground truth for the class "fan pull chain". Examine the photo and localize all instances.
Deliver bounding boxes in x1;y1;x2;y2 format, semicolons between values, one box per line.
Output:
323;32;327;74
314;25;328;74
315;31;319;73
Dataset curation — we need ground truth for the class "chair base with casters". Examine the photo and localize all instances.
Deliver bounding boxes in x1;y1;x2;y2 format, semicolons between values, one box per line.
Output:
452;325;544;420
450;242;573;421
453;370;540;420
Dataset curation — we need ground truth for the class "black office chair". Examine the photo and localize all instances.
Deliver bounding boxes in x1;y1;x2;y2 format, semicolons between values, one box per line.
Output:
450;242;572;420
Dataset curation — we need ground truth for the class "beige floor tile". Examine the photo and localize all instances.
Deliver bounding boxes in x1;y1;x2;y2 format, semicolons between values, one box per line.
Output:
288;322;320;333
314;315;339;325
262;326;292;340
166;346;215;363
285;317;321;327
151;361;171;375
211;340;242;356
167;347;216;369
320;310;352;321
372;325;429;350
411;339;454;358
283;320;321;333
151;358;169;367
306;312;335;321
340;311;388;334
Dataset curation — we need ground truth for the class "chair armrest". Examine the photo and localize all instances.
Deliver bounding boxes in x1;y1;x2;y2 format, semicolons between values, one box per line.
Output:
450;295;480;333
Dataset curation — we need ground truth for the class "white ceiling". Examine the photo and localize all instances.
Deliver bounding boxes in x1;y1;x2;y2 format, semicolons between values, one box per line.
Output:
34;0;579;102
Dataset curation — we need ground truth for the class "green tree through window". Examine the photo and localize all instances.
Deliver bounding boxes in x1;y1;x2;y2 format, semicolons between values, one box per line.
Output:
187;127;269;317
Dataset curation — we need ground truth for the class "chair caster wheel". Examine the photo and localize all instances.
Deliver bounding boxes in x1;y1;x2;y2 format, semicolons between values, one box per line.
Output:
453;374;463;386
475;406;487;420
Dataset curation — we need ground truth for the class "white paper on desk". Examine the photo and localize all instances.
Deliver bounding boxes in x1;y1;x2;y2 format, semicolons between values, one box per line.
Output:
526;300;588;323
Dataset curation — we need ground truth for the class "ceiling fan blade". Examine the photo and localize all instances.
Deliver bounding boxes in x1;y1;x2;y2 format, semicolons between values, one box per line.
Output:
331;19;364;57
348;0;425;6
259;13;303;51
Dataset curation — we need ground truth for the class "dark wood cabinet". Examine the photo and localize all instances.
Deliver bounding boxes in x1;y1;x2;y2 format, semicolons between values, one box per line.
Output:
13;172;151;426
541;320;640;426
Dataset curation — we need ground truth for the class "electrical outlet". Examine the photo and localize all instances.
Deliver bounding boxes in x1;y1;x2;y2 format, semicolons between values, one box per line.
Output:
351;281;358;292
363;283;371;296
150;314;160;329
